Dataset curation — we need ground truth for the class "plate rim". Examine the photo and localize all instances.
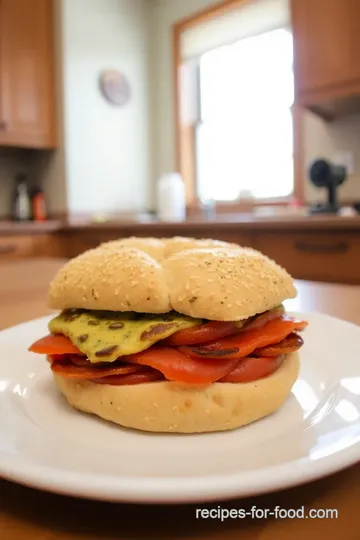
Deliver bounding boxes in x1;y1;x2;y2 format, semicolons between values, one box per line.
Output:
1;443;360;503
1;311;360;503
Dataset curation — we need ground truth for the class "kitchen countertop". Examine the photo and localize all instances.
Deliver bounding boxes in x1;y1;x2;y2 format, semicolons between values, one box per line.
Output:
1;214;360;235
63;213;360;232
0;219;62;235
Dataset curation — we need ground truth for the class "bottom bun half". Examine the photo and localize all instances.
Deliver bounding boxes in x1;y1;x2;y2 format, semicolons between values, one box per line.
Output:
53;353;300;434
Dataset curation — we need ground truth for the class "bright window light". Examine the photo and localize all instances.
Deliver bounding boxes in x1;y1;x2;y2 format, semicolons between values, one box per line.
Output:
196;28;294;201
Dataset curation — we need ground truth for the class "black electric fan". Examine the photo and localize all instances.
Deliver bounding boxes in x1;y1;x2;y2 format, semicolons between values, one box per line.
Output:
309;159;347;214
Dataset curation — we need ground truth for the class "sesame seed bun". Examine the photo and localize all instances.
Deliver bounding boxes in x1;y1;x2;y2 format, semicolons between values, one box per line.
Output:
162;236;241;258
47;247;171;313
47;244;296;319
53;352;300;433
164;248;296;321
100;237;165;262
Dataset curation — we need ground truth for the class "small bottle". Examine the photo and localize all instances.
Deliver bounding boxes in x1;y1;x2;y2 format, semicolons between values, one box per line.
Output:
31;187;47;221
156;173;186;222
13;179;31;221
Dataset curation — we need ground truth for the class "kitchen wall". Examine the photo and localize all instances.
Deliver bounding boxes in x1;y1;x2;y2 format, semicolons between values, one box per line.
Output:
148;0;219;198
0;147;67;218
0;148;31;217
1;0;359;217
0;0;152;218
303;111;360;203
149;0;360;204
61;0;151;215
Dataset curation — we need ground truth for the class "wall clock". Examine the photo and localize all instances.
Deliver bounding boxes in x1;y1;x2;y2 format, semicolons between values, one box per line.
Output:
99;70;131;106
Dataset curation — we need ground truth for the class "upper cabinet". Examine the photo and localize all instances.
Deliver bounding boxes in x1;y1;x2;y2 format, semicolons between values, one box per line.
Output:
291;0;360;120
0;0;57;148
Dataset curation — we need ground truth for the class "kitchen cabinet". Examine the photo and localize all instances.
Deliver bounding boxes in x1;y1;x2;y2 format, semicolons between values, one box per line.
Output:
0;0;57;148
0;235;34;259
252;232;360;284
63;228;360;284
291;0;360;119
66;232;122;258
0;233;62;259
2;218;360;285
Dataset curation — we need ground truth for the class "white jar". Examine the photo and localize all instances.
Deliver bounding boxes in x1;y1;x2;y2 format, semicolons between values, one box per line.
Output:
156;173;186;221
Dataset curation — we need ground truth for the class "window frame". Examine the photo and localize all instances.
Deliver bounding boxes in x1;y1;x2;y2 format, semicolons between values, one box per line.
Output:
172;0;305;212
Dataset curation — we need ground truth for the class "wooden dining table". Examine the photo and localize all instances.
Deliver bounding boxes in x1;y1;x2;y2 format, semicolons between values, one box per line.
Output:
1;258;360;540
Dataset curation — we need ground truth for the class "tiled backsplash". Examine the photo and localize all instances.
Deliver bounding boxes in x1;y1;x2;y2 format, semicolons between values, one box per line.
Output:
0;148;31;217
0;148;67;218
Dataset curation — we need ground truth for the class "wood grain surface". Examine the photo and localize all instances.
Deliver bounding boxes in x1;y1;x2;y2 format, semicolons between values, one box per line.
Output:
1;259;360;540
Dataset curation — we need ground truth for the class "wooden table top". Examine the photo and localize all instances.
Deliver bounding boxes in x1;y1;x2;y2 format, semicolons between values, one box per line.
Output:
1;258;360;540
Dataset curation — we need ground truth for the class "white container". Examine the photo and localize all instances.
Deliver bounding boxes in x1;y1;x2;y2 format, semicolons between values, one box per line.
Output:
14;183;31;221
156;173;186;221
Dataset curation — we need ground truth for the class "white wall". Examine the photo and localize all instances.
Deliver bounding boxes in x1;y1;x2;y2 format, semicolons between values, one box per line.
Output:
149;0;218;195
303;111;360;203
0;149;28;216
62;0;151;214
149;0;360;204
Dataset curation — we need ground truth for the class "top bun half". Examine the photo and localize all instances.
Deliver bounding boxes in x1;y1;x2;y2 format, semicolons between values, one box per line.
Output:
100;237;165;262
48;240;296;320
99;235;242;262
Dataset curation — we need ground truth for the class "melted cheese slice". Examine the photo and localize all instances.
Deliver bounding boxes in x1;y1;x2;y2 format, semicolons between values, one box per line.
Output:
48;310;201;363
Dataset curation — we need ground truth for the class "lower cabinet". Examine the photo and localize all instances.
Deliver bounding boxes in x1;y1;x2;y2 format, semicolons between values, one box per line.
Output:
1;229;359;285
65;230;360;284
0;235;35;258
252;232;360;284
0;234;64;259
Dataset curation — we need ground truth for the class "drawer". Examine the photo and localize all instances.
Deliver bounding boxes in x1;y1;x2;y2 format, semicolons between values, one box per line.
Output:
32;234;64;258
0;235;34;259
68;232;121;257
253;233;360;284
198;232;253;248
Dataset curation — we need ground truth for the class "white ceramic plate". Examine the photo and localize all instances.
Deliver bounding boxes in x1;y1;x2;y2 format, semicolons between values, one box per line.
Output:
1;312;360;503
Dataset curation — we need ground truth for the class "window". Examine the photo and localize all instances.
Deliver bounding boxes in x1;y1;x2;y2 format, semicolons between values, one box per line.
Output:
175;0;298;206
195;29;294;202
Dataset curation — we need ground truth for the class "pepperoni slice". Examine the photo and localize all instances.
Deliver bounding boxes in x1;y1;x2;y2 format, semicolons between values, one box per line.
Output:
124;347;239;384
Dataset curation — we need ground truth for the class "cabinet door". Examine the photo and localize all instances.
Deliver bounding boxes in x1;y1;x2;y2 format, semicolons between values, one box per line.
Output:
292;0;360;95
0;0;57;148
252;232;360;284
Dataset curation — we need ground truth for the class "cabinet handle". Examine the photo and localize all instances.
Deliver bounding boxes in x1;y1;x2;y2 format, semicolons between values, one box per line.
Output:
0;121;7;130
0;244;16;255
294;241;349;254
